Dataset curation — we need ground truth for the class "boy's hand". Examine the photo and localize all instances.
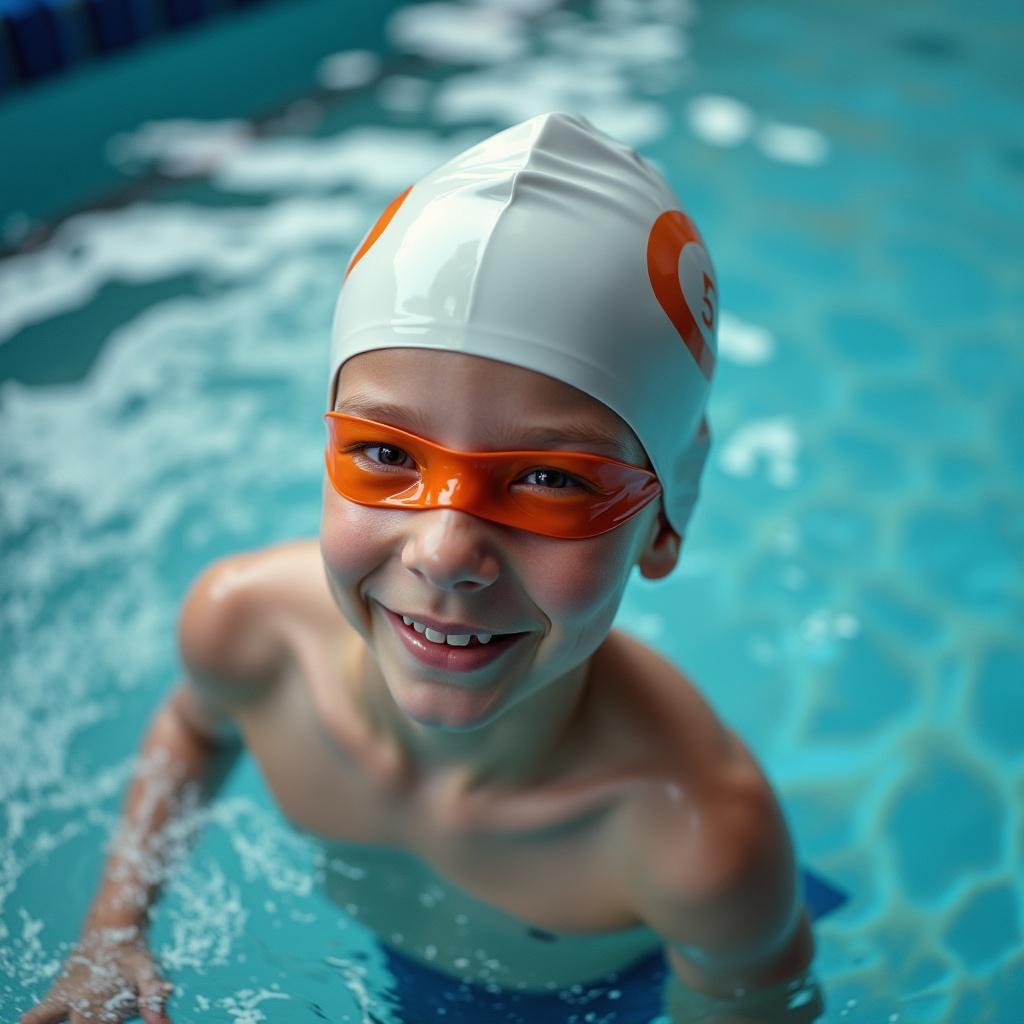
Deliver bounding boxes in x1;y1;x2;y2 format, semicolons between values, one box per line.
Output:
19;925;173;1024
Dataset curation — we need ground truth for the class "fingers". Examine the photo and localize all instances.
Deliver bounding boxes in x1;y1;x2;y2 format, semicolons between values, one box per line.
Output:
19;1000;68;1024
135;967;174;1024
139;994;173;1024
19;946;173;1024
19;976;173;1024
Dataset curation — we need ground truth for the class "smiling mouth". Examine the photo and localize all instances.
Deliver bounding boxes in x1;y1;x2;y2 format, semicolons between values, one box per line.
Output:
399;614;497;647
397;614;528;647
386;605;528;646
382;606;528;672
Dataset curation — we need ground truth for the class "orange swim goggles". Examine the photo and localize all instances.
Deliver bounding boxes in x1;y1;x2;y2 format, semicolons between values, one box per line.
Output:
323;413;662;539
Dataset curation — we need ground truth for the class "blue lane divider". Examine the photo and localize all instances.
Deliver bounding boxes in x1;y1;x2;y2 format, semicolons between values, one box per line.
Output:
164;0;208;30
4;0;68;80
0;26;11;88
0;0;270;89
86;0;140;53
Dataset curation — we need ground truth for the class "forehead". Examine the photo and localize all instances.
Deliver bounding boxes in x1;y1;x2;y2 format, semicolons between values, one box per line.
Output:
335;348;647;463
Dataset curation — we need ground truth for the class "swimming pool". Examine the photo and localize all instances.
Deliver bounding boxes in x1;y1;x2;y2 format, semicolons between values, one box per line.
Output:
2;0;1022;1021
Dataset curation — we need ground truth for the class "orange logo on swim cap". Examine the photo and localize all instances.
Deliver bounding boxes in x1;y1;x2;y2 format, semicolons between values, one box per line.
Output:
345;185;412;280
647;210;716;381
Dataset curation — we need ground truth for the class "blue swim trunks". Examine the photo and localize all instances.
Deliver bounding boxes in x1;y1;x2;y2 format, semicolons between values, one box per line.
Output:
377;869;844;1024
380;944;667;1024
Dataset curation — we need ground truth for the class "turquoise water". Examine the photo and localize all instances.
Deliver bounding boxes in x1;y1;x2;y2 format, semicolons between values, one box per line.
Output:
2;0;1023;1021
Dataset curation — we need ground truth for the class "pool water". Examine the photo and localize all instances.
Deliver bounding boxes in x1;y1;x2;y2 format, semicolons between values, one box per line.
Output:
2;0;1022;1021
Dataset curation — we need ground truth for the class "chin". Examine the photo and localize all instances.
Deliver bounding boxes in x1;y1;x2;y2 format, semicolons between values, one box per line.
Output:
386;670;512;732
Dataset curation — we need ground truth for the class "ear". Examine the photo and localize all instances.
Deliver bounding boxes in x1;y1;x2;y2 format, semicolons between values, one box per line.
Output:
637;509;681;580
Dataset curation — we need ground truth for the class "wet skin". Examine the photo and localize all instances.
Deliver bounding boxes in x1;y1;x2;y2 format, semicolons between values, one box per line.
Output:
176;350;813;998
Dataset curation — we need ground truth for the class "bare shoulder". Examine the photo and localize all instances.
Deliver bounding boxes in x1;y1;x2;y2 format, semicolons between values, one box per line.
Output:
600;629;806;991
594;627;753;843
178;538;331;695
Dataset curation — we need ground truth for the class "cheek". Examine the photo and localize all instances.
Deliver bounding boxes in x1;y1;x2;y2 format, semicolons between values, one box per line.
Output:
319;480;389;586
518;530;638;620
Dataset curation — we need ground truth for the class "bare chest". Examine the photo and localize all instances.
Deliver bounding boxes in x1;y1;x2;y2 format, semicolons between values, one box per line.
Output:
232;647;659;985
238;666;633;920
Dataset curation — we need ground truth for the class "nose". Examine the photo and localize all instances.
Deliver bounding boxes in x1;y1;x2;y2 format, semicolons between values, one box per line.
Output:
401;508;501;592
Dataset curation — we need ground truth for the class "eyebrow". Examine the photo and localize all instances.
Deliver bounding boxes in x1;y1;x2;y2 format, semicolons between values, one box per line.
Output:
335;394;641;462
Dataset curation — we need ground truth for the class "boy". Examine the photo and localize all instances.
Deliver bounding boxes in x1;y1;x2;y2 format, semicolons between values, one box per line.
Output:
23;113;817;1024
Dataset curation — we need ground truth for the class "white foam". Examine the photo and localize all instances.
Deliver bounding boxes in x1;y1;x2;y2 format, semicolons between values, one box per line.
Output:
756;120;830;165
469;0;562;14
718;310;776;365
719;417;800;487
215;987;292;1024
377;75;432;114
800;608;862;646
0;196;366;340
387;3;527;64
686;97;829;164
548;20;688;62
212;128;458;194
107;119;253;177
686;94;755;147
102;120;461;197
317;49;382;91
159;862;246;970
434;60;666;146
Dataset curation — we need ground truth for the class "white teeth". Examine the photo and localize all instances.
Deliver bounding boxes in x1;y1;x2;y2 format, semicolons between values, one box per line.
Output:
401;614;499;647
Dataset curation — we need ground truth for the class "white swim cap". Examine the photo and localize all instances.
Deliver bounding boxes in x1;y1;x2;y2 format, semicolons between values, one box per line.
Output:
329;111;717;538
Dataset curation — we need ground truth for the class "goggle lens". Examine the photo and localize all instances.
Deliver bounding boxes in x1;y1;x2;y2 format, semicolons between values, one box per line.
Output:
323;413;661;539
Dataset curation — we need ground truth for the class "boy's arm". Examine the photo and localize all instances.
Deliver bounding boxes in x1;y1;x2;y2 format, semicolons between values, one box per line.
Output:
87;552;272;934
21;556;272;1024
82;685;242;934
624;743;820;1022
20;685;241;1024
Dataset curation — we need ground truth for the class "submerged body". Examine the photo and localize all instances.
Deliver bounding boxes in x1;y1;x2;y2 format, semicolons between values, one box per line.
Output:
189;538;663;987
179;536;808;993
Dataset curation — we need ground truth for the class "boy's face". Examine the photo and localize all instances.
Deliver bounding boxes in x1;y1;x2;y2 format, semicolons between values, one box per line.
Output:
320;348;679;732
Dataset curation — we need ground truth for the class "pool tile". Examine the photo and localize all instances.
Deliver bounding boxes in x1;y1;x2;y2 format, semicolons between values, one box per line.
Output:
995;390;1024;482
992;953;1024;1015
885;237;995;324
828;426;910;494
930;448;993;496
901;505;1021;618
945;985;991;1024
884;746;1004;903
859;581;943;648
902;952;955;995
806;633;916;741
943;335;1016;397
795;501;878;566
968;644;1024;760
743;551;831;617
855;379;976;443
751;229;856;286
943;880;1021;973
825;310;919;368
